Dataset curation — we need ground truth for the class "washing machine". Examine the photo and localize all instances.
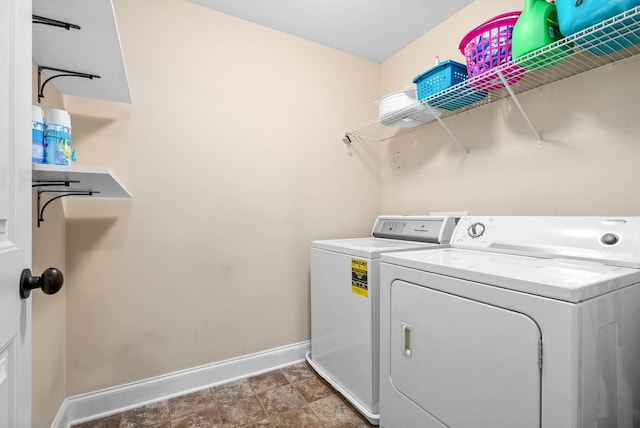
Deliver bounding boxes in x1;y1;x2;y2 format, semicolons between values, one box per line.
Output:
379;216;640;428
306;215;460;424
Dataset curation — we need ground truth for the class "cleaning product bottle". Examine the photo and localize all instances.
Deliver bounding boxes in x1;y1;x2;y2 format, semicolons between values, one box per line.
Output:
44;108;75;166
32;105;45;164
512;0;570;69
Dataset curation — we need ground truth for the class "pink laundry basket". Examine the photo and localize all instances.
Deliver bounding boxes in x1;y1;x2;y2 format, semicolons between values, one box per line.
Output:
459;11;524;90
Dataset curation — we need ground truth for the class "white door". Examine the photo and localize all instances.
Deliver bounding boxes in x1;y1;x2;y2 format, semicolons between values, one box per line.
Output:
0;0;33;426
390;280;542;428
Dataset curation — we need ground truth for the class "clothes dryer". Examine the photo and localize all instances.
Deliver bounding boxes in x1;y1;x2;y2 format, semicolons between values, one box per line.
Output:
379;216;640;428
307;215;460;424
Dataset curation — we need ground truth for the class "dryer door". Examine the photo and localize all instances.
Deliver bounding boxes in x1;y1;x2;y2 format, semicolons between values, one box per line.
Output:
390;280;542;428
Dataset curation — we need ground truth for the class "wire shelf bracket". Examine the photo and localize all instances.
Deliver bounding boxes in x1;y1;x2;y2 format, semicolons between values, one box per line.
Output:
496;70;544;148
32;15;81;30
33;180;98;228
37;66;101;103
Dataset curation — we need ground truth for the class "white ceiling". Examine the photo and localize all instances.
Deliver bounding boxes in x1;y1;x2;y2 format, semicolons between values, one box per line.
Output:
187;0;474;63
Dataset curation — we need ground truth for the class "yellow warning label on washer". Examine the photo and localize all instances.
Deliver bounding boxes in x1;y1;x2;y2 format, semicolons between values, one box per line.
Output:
351;258;368;297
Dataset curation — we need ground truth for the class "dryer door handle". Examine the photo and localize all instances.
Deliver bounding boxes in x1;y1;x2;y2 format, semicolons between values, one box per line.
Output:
402;322;412;359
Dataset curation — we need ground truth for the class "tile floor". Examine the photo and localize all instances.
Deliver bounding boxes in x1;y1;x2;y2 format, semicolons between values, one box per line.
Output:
72;361;376;428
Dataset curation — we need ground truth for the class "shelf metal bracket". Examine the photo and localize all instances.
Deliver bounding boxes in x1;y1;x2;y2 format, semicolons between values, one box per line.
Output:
32;180;80;189
32;15;81;30
33;181;98;228
435;115;470;159
37;66;101;103
496;70;544;148
424;103;470;159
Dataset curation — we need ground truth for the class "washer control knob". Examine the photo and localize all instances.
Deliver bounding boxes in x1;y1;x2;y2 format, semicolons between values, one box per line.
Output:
601;233;619;246
467;222;486;239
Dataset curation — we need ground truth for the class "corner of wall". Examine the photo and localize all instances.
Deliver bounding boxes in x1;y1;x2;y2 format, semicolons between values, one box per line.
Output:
31;59;69;428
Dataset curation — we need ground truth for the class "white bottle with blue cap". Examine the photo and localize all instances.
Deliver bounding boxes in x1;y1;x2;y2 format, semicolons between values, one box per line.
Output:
44;108;75;165
32;105;45;164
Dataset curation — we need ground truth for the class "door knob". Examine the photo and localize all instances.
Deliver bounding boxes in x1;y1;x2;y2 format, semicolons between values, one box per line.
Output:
20;268;64;299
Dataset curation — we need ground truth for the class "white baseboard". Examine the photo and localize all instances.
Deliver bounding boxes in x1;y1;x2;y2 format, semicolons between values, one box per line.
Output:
51;340;310;428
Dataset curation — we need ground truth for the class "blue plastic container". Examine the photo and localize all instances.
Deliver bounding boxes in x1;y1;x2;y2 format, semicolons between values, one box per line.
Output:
413;60;487;111
32;122;45;164
556;0;640;35
44;124;75;165
44;108;75;166
32;105;45;164
556;0;640;54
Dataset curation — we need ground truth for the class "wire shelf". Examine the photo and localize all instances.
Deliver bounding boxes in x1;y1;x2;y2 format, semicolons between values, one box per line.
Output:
347;6;640;143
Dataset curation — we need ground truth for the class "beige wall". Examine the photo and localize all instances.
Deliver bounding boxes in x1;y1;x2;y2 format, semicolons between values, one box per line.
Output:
32;0;640;423
61;0;381;395
379;0;640;216
31;63;67;428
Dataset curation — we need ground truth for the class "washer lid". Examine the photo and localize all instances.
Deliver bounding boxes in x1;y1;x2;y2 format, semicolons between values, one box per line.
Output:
312;237;442;258
381;248;640;302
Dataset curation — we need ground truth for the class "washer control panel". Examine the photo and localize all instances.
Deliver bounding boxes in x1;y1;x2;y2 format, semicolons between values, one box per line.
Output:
372;215;458;244
451;216;640;268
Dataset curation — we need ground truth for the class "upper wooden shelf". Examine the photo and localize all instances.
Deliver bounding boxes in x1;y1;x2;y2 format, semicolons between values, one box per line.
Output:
32;0;131;103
